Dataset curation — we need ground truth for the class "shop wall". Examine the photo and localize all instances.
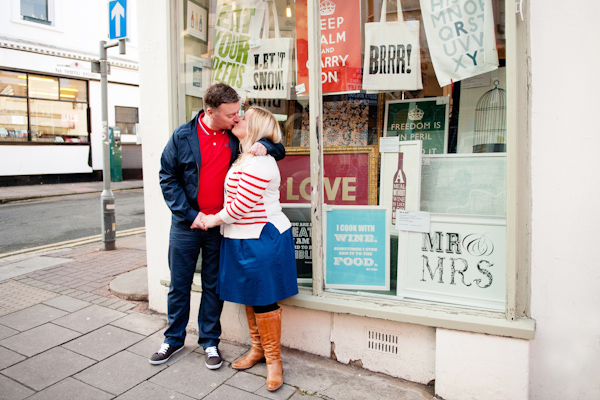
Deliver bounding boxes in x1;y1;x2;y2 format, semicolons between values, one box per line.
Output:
529;1;600;399
0;145;92;176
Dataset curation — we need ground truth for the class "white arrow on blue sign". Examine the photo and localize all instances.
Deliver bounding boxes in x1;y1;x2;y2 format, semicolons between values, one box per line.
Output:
109;0;127;40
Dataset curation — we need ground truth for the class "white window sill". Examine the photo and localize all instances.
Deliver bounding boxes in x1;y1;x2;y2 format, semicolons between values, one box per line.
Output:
161;273;535;340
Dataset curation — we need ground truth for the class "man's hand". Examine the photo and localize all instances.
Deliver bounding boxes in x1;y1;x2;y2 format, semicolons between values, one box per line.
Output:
190;212;206;230
201;214;224;229
248;142;267;156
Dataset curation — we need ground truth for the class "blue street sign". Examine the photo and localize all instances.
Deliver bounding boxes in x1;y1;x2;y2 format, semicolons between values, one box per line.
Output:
109;0;127;40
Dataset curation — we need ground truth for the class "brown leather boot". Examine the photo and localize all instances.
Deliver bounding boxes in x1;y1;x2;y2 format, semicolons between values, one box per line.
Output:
232;306;264;370
255;308;283;391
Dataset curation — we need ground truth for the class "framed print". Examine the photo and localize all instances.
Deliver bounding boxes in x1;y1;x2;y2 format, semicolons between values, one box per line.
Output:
384;97;450;155
379;140;422;235
300;100;370;147
420;153;507;217
185;54;209;98
324;206;390;291
397;213;506;311
281;203;312;283
277;146;378;205
187;1;208;43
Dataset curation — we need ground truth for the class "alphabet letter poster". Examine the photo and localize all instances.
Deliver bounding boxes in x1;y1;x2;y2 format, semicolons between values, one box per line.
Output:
419;0;499;87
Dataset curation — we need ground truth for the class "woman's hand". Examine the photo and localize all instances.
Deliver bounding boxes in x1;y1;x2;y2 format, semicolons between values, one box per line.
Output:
201;214;224;230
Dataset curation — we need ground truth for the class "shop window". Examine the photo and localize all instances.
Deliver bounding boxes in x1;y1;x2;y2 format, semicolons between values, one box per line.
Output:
0;70;90;144
20;0;51;25
115;106;139;143
175;0;524;321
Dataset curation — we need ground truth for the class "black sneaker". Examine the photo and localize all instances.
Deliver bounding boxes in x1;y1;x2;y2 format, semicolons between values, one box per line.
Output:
204;346;223;370
149;343;183;365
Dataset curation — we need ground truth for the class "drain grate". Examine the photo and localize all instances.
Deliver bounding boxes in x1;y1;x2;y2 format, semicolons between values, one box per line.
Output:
367;329;399;355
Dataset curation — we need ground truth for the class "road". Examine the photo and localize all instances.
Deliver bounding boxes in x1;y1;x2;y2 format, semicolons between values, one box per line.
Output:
0;189;145;254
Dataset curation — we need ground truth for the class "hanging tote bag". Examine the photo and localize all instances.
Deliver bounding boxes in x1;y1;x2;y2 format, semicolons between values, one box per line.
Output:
419;0;498;87
242;0;293;99
362;0;423;91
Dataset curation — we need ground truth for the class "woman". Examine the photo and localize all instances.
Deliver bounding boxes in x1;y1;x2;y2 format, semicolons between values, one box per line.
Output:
201;106;298;391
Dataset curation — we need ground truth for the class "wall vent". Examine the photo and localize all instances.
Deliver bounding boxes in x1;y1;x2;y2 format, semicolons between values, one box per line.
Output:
367;329;399;355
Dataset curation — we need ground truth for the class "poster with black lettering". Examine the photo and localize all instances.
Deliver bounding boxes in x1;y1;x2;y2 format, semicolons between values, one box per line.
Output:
362;0;423;91
325;206;390;291
282;205;312;281
419;0;499;87
397;214;506;310
212;0;266;93
384;97;449;155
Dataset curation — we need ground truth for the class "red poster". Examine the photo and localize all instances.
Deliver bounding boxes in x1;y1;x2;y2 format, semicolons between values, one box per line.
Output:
296;0;363;94
277;153;370;205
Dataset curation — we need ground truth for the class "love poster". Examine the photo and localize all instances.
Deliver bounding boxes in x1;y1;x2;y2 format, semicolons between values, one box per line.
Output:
295;0;362;94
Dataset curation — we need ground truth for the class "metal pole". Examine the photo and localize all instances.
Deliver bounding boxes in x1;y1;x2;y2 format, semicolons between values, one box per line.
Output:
100;40;116;250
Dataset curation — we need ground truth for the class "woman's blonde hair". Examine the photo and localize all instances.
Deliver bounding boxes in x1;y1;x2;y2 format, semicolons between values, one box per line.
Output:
234;106;282;166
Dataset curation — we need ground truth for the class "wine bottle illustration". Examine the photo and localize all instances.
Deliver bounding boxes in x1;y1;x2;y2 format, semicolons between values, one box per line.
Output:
391;152;406;226
191;11;195;29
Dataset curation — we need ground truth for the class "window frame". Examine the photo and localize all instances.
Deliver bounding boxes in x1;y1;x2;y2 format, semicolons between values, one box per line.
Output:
292;0;533;338
12;0;62;31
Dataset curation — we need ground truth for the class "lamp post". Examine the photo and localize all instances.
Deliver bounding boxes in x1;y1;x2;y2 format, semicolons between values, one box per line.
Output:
95;38;126;250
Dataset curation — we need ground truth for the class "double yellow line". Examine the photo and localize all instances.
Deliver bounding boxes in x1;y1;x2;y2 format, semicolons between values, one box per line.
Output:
0;227;146;260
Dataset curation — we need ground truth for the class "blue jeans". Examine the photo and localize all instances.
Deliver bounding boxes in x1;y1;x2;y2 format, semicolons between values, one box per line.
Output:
164;220;223;349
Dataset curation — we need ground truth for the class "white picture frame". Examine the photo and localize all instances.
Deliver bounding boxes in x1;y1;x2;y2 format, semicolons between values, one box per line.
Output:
379;140;422;236
397;213;506;311
185;54;210;98
187;1;208;43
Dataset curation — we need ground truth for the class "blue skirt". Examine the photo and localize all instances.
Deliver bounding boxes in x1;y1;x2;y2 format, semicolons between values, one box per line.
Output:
218;223;299;306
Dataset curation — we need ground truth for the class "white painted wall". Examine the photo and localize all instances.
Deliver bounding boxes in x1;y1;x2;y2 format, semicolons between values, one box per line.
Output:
0;145;92;175
137;0;175;313
529;1;600;399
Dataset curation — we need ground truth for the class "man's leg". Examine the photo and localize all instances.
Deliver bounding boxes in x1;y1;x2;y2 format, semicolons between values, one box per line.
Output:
164;224;202;348
197;227;224;349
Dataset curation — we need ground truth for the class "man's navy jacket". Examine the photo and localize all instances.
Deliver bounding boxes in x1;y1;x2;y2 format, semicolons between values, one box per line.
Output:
159;110;286;225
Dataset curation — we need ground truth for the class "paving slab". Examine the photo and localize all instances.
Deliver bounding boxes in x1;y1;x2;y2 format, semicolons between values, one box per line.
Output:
225;371;267;393
254;382;297;400
0;324;19;340
109;312;166;336
0;323;81;357
26;377;114;400
0;280;59;317
0;374;35;400
204;384;266;400
149;351;236;399
1;347;96;391
52;304;126;333
62;325;145;361
42;295;91;312
115;381;195;400
0;257;73;282
127;329;198;365
74;350;167;395
0;345;27;370
0;304;68;331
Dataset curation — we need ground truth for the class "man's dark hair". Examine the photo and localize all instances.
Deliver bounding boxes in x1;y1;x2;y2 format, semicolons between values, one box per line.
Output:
204;83;240;110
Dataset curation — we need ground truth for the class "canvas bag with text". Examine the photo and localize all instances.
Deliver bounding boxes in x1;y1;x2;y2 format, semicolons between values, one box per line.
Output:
362;0;423;91
242;1;293;99
212;0;267;93
419;0;498;87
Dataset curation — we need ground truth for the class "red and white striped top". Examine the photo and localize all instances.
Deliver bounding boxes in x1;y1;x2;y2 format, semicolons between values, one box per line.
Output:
219;155;291;239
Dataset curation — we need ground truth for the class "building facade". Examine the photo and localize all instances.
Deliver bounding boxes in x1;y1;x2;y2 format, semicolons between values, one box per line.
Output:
0;0;141;184
138;1;600;399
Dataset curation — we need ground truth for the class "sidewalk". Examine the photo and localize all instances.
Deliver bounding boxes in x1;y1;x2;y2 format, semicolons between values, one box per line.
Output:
0;183;437;399
0;180;144;204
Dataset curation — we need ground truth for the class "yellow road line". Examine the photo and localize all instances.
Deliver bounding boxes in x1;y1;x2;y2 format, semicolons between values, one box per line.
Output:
0;227;146;260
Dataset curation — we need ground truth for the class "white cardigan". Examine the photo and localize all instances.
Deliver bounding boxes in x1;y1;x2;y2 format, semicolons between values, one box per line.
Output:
219;155;291;239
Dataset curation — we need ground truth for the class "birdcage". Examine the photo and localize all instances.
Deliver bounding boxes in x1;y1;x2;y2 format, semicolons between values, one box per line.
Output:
473;80;507;153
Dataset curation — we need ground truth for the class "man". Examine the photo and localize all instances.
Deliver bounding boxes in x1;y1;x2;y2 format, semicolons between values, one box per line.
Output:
151;83;285;369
